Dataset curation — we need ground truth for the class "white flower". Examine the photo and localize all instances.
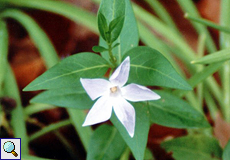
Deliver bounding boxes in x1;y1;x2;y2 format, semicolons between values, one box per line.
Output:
80;56;161;137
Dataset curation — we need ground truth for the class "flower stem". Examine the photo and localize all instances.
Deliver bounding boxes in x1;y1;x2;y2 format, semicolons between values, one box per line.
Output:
107;42;117;67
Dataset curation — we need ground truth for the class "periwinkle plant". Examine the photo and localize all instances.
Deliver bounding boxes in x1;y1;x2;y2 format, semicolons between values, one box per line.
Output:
23;0;216;159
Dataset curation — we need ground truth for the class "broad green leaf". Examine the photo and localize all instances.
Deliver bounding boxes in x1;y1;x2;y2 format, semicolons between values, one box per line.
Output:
99;0;139;64
149;91;210;128
87;125;126;160
109;15;125;43
124;46;192;90
98;12;109;41
111;103;150;160
92;45;108;52
161;135;223;160
30;87;93;109
23;52;110;91
191;48;230;64
223;140;230;160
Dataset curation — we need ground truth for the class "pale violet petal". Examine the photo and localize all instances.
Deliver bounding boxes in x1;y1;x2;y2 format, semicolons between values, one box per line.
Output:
121;83;161;102
113;97;135;137
80;78;110;100
82;95;113;126
109;56;130;87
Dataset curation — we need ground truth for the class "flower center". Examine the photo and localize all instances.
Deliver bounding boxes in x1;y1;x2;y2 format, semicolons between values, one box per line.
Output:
110;86;118;93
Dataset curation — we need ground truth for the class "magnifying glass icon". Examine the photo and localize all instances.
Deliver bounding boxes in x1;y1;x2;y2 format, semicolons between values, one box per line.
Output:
3;141;18;157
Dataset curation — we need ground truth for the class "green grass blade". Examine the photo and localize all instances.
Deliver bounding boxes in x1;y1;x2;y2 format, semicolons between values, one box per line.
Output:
185;13;230;34
144;0;181;36
0;20;8;89
1;9;59;68
3;63;29;154
176;0;217;53
192;48;230;64
2;0;98;33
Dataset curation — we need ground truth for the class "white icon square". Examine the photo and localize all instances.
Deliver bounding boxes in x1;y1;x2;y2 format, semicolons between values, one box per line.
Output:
1;138;21;160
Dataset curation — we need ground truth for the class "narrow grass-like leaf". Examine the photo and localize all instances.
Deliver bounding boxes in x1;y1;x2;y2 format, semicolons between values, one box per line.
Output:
111;103;150;160
223;140;230;160
23;52;110;91
87;125;126;160
31;87;93;109
177;0;217;53
124;46;192;90
0;21;8;89
99;0;138;64
4;64;29;154
1;9;59;68
161;135;222;160
68;108;93;151
185;13;230;34
192;48;230;64
2;0;98;33
149;91;210;128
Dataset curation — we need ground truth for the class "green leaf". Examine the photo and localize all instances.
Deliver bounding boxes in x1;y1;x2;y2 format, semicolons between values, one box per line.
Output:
109;15;125;43
30;87;93;109
124;46;192;90
112;43;120;48
149;91;210;128
23;52;110;91
111;103;150;160
191;48;230;64
98;12;109;41
223;140;230;160
87;125;126;160
99;0;139;64
161;135;223;160
92;45;108;52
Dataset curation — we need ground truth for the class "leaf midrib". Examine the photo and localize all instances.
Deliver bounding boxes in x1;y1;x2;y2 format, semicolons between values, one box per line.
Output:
28;64;109;88
131;64;188;88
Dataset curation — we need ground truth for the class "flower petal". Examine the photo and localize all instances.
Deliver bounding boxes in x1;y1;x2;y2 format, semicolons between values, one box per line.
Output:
121;83;161;102
82;95;112;126
113;97;135;137
109;56;130;87
80;78;110;100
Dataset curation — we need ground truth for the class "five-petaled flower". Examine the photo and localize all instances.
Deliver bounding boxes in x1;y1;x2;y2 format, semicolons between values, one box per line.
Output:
80;56;161;137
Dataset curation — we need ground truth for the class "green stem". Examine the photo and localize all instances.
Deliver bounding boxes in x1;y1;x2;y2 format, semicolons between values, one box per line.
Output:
29;120;71;141
220;0;230;121
107;42;117;67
